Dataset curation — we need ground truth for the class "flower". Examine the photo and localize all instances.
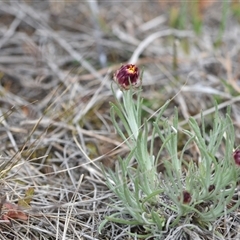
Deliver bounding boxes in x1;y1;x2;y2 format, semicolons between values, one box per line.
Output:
233;149;240;166
182;190;191;204
113;64;141;90
208;184;215;192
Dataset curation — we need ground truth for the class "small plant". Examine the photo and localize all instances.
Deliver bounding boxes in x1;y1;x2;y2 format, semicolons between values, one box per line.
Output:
100;64;240;238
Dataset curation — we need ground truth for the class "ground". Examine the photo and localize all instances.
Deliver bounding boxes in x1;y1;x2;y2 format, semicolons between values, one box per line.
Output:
0;1;240;240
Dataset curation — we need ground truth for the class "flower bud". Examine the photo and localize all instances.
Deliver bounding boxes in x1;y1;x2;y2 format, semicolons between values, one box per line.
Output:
233;149;240;166
182;190;191;204
208;184;215;192
113;64;141;90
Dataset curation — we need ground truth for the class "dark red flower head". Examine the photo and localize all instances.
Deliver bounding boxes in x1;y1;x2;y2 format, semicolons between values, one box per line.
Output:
208;184;215;192
182;190;191;204
113;64;140;90
233;149;240;166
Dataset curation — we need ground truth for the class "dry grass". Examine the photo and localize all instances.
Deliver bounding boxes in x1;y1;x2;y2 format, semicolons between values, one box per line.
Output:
0;1;239;239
